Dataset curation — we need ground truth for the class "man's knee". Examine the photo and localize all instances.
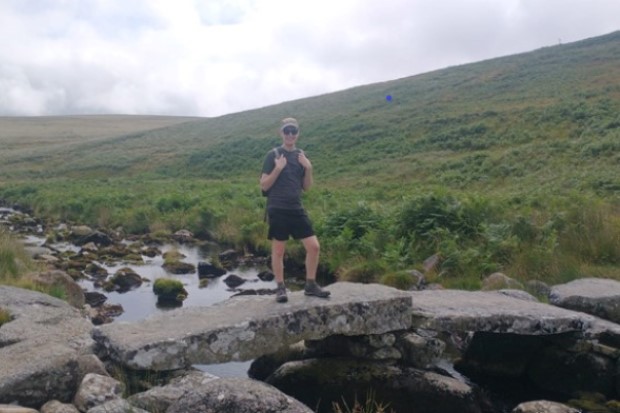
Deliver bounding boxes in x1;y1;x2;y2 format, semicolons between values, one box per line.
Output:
272;241;286;257
304;237;320;255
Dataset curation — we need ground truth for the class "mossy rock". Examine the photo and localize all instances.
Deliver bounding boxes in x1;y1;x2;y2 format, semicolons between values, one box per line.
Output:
162;260;196;274
153;278;188;305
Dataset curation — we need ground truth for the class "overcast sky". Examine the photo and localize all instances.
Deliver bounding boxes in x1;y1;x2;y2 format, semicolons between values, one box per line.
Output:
1;0;618;118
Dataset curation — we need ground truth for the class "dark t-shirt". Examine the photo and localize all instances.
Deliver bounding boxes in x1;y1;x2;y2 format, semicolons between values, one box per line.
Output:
262;147;306;210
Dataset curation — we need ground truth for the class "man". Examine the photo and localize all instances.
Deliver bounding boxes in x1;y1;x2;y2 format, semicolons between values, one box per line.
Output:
260;117;331;303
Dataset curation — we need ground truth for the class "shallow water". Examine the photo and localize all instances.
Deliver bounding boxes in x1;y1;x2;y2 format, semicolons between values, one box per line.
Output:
21;231;276;377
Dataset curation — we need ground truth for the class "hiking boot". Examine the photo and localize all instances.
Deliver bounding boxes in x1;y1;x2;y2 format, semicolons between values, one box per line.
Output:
304;281;331;298
275;283;288;303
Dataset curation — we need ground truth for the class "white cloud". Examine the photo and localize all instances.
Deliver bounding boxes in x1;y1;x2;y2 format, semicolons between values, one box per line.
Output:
0;0;618;117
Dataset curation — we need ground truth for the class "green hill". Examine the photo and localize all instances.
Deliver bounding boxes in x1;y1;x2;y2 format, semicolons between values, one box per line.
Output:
1;30;619;289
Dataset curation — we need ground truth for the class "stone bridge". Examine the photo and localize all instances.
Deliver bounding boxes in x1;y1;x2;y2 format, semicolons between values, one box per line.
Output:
93;282;620;372
4;280;620;409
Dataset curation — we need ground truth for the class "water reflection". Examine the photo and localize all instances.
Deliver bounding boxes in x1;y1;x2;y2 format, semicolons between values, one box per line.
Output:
20;231;274;377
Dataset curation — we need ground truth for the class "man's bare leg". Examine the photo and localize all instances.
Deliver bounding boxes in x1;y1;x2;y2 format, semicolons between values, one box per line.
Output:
272;240;288;302
302;236;330;298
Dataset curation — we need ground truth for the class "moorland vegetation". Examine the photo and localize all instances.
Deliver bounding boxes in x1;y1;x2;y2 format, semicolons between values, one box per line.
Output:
1;31;620;290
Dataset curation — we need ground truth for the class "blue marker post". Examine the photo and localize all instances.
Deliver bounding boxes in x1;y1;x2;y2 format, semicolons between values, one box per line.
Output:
386;95;393;102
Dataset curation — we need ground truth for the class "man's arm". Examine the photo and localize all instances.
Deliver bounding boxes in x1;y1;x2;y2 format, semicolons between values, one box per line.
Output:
298;152;313;191
260;154;287;192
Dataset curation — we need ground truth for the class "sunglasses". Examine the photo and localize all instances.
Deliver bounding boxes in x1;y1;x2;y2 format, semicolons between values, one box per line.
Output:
282;127;298;135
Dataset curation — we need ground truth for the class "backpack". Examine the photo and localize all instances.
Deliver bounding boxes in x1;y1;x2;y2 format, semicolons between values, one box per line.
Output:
261;147;281;197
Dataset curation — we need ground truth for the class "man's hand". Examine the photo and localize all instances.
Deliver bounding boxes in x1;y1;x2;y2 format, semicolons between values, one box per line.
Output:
298;152;312;170
274;154;287;170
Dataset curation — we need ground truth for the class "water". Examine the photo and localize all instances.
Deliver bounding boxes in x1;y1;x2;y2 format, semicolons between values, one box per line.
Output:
19;230;276;378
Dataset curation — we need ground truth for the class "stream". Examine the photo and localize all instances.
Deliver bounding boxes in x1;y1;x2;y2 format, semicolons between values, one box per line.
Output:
2;207;276;378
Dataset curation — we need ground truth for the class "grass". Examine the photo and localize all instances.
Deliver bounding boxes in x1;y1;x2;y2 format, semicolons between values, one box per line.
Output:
1;31;620;290
0;307;11;326
332;390;395;413
0;229;68;299
0;229;40;282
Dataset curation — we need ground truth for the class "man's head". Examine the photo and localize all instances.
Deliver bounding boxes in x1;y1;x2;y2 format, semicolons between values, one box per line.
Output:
279;117;299;145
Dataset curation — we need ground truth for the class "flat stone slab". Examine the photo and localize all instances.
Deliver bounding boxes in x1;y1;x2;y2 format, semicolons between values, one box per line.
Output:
409;290;596;334
93;282;412;371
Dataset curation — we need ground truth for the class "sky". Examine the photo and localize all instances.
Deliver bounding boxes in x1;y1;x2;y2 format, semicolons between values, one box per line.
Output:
0;0;618;118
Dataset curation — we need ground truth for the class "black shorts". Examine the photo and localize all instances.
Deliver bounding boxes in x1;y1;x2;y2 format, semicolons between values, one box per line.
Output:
267;208;315;241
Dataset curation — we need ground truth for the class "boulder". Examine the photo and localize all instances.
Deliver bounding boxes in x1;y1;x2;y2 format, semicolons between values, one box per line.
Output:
0;286;95;408
40;400;80;413
267;357;484;413
410;289;595;334
29;270;85;308
128;370;219;412
105;267;142;292
73;373;124;413
549;278;620;323
166;377;313;413
482;272;524;291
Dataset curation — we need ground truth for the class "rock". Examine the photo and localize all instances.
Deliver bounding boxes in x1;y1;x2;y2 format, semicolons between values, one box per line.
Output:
394;331;446;368
407;269;426;290
549;278;620;323
423;254;440;273
166;377;313;413
71;225;94;237
249;342;310;381
267;358;484;413
0;405;39;413
257;270;275;282
162;260;195;275
162;250;186;261
93;282;412;371
84;291;107;307
526;280;551;298
410;289;595;334
218;249;239;267
223;273;246;288
40;400;80;413
496;289;539;302
86;399;150;413
482;272;524;291
76;231;113;247
29;270;86;308
105;267;142;292
80;242;98;253
197;261;226;278
84;263;108;279
528;345;616;397
38;254;60;263
512;400;580;413
172;229;193;243
73;373;124;413
128;370;218;413
306;333;402;360
87;303;124;325
230;288;277;297
0;286;94;408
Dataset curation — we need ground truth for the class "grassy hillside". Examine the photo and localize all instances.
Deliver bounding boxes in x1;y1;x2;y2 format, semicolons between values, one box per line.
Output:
1;31;620;289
